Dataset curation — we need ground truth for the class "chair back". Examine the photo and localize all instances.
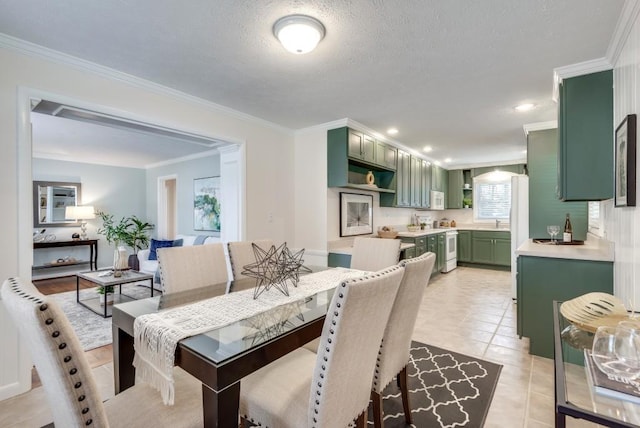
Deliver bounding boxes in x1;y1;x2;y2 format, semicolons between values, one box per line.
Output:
158;243;228;294
227;240;274;281
373;252;436;393
350;237;401;271
309;265;405;427
1;278;109;427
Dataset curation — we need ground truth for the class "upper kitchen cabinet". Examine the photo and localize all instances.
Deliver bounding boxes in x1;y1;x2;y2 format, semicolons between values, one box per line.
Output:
448;169;464;209
375;140;397;170
431;164;445;192
420;159;432;209
328;127;396;193
557;70;613;201
380;149;410;207
528;128;587;240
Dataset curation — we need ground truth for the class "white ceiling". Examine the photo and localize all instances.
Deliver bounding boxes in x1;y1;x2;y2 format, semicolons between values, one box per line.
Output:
0;0;626;168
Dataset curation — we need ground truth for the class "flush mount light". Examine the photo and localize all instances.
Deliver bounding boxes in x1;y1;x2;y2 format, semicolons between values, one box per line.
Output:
423;146;433;153
515;103;536;112
433;160;441;166
387;127;398;135
444;158;452;163
273;14;325;54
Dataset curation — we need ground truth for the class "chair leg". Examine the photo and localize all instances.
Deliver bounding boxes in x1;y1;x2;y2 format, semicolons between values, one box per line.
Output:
240;417;254;428
398;365;413;425
371;390;384;428
355;411;366;428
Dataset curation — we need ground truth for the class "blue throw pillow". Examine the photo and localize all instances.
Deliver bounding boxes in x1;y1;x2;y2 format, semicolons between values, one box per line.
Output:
149;238;183;261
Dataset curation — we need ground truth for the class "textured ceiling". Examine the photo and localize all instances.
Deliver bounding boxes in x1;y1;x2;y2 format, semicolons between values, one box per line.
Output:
0;0;626;168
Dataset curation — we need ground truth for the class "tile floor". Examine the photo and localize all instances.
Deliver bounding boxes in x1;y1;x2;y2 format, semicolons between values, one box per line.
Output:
0;266;601;427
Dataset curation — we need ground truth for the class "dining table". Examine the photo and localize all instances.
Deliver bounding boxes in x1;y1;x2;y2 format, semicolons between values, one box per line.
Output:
111;266;361;428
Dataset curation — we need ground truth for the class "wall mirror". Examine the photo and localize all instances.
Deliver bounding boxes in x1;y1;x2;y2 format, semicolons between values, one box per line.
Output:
33;181;82;228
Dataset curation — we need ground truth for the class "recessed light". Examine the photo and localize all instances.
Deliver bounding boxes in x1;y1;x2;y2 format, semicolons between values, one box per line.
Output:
444;158;452;163
423;146;433;153
387;128;398;135
433;160;441;166
515;103;536;112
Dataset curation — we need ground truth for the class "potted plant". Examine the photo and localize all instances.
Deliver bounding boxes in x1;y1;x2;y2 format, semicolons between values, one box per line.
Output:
463;197;473;209
96;211;132;278
121;216;155;270
97;284;115;305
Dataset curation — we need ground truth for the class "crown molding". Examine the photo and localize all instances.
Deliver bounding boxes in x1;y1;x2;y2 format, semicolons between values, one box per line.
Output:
523;120;558;136
552;58;612;101
0;33;293;135
607;0;640;65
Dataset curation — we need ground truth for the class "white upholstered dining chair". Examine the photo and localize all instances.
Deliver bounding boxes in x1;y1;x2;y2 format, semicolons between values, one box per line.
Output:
371;251;436;427
0;277;203;428
350;237;401;271
157;243;228;294
227;239;274;281
239;265;406;428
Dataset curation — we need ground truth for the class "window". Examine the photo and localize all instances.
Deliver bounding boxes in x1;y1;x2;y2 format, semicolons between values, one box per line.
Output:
588;201;602;235
473;171;517;221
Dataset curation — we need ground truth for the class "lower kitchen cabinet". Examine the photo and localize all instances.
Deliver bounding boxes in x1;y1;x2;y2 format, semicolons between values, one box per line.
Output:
517;255;613;358
402;233;444;274
467;230;511;267
457;230;472;262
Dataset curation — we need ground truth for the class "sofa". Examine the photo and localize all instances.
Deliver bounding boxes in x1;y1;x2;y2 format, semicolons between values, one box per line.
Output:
138;234;222;283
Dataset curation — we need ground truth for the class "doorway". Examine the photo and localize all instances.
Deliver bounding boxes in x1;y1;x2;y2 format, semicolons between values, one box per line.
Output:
158;175;177;239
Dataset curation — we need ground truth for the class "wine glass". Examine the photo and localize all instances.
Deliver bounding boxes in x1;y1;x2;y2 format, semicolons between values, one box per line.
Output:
615;321;640;374
547;225;560;243
592;325;640;380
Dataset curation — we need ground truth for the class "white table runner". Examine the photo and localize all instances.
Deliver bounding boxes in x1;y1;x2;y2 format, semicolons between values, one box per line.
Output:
133;267;367;404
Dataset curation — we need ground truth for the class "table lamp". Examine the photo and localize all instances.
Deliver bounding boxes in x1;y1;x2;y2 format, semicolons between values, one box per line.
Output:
65;205;95;240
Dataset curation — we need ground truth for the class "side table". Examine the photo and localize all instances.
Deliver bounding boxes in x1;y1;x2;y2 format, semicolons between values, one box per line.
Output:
76;269;154;318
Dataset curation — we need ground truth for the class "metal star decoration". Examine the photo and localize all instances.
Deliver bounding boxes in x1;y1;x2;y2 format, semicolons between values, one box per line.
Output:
242;242;309;299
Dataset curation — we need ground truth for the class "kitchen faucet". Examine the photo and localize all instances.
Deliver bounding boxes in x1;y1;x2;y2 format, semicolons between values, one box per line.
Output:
495;219;501;228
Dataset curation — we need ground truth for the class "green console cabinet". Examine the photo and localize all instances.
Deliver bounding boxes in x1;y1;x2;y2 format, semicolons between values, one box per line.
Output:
558;70;613;201
517;255;613;358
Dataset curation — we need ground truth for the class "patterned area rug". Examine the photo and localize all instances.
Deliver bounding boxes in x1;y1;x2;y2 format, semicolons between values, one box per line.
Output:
51;283;154;351
368;341;502;428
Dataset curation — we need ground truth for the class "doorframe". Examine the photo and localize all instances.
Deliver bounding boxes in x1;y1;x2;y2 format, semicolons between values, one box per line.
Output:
157;174;178;239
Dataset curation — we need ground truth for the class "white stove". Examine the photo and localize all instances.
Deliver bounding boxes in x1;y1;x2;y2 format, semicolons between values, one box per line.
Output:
442;230;458;273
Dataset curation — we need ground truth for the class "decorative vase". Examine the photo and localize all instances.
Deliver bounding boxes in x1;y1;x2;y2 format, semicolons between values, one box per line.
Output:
113;246;128;277
366;171;375;185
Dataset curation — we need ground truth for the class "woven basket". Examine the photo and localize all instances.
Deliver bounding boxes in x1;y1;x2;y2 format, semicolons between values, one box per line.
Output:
378;230;398;239
560;292;631;333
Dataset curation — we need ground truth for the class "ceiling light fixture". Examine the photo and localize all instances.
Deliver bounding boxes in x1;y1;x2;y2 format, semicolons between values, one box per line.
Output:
515;103;536;112
423;146;433;153
273;14;325;54
444;158;452;163
387;128;398;135
434;160;441;166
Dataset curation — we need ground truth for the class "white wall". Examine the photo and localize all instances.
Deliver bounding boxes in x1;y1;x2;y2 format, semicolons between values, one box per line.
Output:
608;8;640;309
0;44;295;399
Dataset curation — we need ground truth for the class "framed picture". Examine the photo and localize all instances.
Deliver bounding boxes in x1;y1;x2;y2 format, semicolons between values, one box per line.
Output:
615;114;637;207
194;176;221;231
340;192;373;237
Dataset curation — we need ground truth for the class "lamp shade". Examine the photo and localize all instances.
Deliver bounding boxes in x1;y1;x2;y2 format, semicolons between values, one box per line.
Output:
65;205;95;220
273;14;325;54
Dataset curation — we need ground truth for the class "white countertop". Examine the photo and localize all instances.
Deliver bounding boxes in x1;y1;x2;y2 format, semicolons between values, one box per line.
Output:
330;241;416;256
515;237;614;262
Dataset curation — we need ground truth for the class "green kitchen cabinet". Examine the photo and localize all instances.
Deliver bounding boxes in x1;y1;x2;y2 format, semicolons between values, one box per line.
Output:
375;141;397;170
457;230;472;262
470;230;510;267
558;70;613;201
437;233;446;271
410;155;422;207
447;169;464;209
517;255;613;358
403;246;416;259
347;129;375;164
396;150;411;207
527;128;587;240
431;165;443;192
328;127;396;193
328;252;351;268
421;160;432;208
400;236;427;257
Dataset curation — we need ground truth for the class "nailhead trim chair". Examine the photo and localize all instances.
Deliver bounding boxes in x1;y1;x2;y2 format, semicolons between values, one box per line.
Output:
158;242;229;294
239;265;406;428
349;237;401;272
1;277;203;428
227;239;274;282
371;252;436;427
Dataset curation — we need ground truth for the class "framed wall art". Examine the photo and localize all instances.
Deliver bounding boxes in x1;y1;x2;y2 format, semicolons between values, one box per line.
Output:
615;114;636;207
340;192;373;237
194;176;221;231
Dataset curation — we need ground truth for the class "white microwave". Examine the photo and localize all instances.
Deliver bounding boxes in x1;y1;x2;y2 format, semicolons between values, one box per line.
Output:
430;190;445;210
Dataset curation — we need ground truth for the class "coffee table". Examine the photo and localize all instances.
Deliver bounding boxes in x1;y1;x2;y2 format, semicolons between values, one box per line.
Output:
76;269;154;318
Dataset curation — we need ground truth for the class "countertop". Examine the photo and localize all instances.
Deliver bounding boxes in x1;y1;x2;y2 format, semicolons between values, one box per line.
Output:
515;237;614;262
397;226;511;237
330;241;416;256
